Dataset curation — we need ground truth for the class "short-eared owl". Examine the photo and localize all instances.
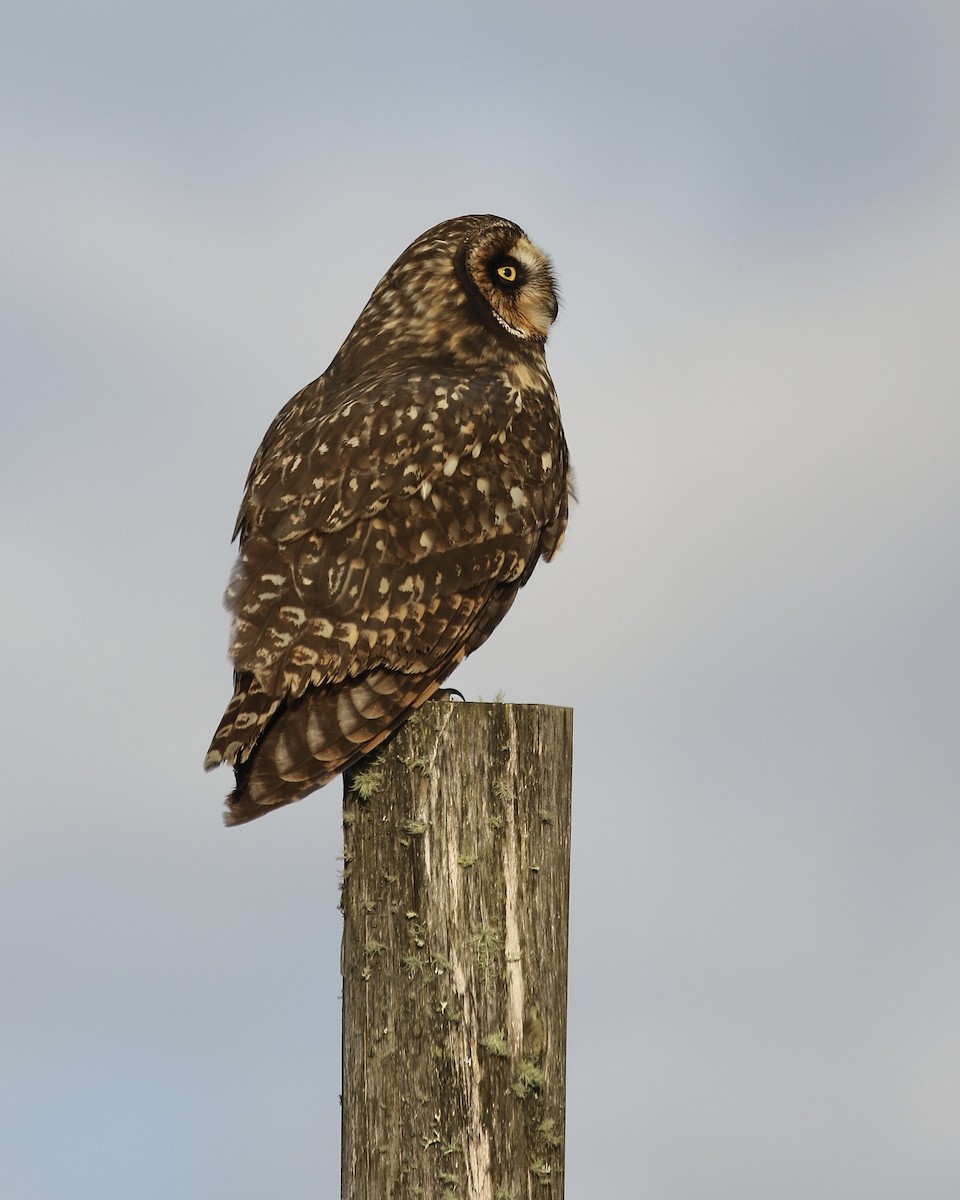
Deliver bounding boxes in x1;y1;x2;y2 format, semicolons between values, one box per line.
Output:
205;214;570;824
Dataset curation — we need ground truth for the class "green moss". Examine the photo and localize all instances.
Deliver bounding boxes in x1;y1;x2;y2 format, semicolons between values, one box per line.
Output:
403;707;425;731
350;764;383;800
492;779;514;803
479;1030;509;1057
517;1061;544;1087
472;926;500;986
537;1118;563;1148
509;1060;544;1100
399;751;434;774
402;953;428;979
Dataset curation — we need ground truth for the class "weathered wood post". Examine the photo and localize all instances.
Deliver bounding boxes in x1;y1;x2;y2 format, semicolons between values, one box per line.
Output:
340;700;573;1200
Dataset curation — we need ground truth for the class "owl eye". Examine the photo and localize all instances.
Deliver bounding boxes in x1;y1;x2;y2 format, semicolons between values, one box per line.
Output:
490;256;524;288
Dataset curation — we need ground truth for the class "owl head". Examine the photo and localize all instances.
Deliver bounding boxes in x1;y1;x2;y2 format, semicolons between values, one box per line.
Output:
330;214;559;377
455;216;559;341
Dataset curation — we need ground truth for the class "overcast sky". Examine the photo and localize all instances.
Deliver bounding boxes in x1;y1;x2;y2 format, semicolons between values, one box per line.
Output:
2;2;959;1197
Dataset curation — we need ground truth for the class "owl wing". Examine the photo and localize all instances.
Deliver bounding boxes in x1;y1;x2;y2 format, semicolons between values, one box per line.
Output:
206;370;566;823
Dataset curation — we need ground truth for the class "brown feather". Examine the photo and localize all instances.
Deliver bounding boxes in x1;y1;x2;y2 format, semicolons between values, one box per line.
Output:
206;215;570;824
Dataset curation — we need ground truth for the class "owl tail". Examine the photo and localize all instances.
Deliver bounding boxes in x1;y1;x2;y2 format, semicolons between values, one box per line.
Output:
216;669;445;826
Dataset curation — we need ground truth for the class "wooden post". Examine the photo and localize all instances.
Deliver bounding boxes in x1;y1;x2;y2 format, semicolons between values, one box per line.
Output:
341;700;573;1200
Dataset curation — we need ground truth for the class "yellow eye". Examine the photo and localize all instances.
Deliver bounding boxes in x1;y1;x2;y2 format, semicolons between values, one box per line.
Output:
496;263;518;282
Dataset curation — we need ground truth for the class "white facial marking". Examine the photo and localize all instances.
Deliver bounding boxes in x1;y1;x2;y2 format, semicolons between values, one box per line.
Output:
492;310;528;339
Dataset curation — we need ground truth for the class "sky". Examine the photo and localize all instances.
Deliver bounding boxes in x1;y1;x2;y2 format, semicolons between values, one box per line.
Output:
2;1;959;1196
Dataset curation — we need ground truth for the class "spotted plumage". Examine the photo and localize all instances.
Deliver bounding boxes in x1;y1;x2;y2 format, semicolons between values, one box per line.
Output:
205;214;570;824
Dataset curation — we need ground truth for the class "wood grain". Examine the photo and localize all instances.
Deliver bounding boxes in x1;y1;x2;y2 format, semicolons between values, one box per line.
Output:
341;700;573;1200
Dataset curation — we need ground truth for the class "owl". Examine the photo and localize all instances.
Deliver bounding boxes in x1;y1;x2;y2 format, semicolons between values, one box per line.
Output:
205;214;570;825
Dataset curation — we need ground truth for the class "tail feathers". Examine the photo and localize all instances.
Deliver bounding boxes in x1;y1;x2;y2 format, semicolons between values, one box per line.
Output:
218;669;446;826
204;673;280;771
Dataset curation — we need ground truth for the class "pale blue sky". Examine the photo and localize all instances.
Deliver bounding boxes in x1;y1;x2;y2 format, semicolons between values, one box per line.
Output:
2;2;959;1197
